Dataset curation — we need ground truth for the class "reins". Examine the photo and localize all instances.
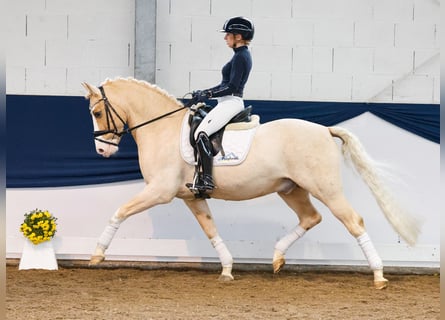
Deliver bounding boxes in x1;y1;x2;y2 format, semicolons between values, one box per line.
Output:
92;86;190;144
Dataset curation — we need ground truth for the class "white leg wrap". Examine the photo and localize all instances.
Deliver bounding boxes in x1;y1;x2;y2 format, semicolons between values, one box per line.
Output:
210;235;233;267
357;232;383;270
274;225;306;254
97;212;123;250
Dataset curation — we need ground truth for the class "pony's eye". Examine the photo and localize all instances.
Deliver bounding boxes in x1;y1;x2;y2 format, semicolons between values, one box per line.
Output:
93;111;102;118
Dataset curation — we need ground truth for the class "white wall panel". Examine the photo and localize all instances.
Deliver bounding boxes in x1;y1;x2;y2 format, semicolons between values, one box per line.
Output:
66;67;101;95
342;0;374;20
170;0;210;16
156;16;192;44
4;13;26;39
272;20;313;46
354;21;395;48
292;47;313;73
393;75;434;103
252;45;292;72
292;0;348;19
170;43;212;69
245;72;271;99
311;47;333;73
333;48;373;74
45;0;133;14
8;0;45;12
68;14;134;41
99;67;134;82
414;51;439;76
251;0;292;18
210;44;233;69
156;69;191;95
289;74;312;99
433;76;440;102
5;0;439;103
155;42;171;70
154;0;439;103
395;23;437;48
413;0;441;21
313;21;354;47
270;72;292;99
5;67;26;94
26;14;67;39
6;0;135;96
312;73;352;101
211;0;252;17
373;48;413;74
373;0;415;22
190;70;221;90
7;38;45;68
191;17;224;46
45;40;85;67
25;67;67;94
273;72;313;100
351;74;394;102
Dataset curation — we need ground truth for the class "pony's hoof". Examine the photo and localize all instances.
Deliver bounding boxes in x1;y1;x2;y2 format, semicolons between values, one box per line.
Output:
273;257;285;273
89;255;105;266
374;279;388;290
218;274;234;282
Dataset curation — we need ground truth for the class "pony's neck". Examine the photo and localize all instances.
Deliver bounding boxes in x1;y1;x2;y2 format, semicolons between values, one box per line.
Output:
104;78;184;130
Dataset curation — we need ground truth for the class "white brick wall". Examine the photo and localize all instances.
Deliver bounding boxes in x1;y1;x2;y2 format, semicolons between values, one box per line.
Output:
6;0;439;103
156;0;439;103
354;22;395;48
6;0;135;96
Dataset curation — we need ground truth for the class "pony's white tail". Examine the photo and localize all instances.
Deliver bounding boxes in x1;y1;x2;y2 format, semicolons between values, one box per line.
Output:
329;126;421;246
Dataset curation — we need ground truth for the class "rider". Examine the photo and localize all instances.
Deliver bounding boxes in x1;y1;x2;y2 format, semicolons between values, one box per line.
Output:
188;16;254;194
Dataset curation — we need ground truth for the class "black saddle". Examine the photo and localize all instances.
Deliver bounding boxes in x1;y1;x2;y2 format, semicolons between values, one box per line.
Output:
188;105;253;158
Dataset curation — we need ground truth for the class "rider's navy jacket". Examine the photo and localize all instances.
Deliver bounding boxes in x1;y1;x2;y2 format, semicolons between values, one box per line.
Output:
207;45;252;98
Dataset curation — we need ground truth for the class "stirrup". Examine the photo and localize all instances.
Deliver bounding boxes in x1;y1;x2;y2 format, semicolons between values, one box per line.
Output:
186;173;214;197
196;174;215;190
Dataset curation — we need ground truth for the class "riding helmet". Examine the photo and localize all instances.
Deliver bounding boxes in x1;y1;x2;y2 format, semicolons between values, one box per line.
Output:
220;16;254;41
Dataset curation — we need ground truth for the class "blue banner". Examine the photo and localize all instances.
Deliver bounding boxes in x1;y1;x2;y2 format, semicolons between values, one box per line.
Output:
6;95;439;188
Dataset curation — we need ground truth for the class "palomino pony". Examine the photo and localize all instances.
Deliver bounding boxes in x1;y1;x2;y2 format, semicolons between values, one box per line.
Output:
82;77;420;289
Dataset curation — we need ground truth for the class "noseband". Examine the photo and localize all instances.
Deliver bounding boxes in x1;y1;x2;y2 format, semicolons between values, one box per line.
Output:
91;86;188;146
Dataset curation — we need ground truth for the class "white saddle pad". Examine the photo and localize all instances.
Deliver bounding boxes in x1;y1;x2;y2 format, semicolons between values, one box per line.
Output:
180;112;260;166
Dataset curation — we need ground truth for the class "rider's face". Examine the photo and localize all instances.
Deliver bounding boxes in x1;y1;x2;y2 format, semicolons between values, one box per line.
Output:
224;33;242;48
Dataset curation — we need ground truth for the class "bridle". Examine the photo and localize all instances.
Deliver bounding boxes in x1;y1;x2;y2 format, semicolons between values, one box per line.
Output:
90;86;189;146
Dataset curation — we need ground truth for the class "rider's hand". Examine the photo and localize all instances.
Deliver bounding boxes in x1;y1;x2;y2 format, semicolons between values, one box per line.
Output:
192;90;211;102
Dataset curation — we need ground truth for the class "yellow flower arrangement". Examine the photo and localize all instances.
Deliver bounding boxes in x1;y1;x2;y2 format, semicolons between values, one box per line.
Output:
20;209;57;245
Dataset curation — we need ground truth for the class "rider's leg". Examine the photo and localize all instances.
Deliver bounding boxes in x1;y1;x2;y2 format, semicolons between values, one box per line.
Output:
188;96;244;193
193;96;245;140
195;131;215;192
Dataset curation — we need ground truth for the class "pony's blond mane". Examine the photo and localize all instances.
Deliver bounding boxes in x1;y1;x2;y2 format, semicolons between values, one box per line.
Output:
100;77;183;107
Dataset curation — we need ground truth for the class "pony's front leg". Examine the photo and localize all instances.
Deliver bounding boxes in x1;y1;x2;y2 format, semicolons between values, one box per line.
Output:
183;199;234;281
89;209;124;265
89;185;174;266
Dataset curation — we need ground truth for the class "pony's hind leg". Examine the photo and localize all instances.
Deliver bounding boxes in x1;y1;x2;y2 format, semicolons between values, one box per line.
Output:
274;187;322;273
183;198;234;281
321;193;388;289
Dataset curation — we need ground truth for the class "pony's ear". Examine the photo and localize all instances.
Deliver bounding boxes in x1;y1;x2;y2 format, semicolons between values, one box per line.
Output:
81;82;100;98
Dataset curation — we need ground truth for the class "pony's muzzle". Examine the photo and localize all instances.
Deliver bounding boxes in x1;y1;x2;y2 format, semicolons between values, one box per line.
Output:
94;137;119;157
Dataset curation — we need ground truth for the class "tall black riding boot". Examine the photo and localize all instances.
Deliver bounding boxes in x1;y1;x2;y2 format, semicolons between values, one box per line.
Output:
195;132;215;193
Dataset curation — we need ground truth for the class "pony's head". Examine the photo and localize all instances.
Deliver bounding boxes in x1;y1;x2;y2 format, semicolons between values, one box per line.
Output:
81;82;125;158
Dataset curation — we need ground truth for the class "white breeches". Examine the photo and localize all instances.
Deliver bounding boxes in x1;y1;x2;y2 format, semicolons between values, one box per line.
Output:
194;96;245;139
